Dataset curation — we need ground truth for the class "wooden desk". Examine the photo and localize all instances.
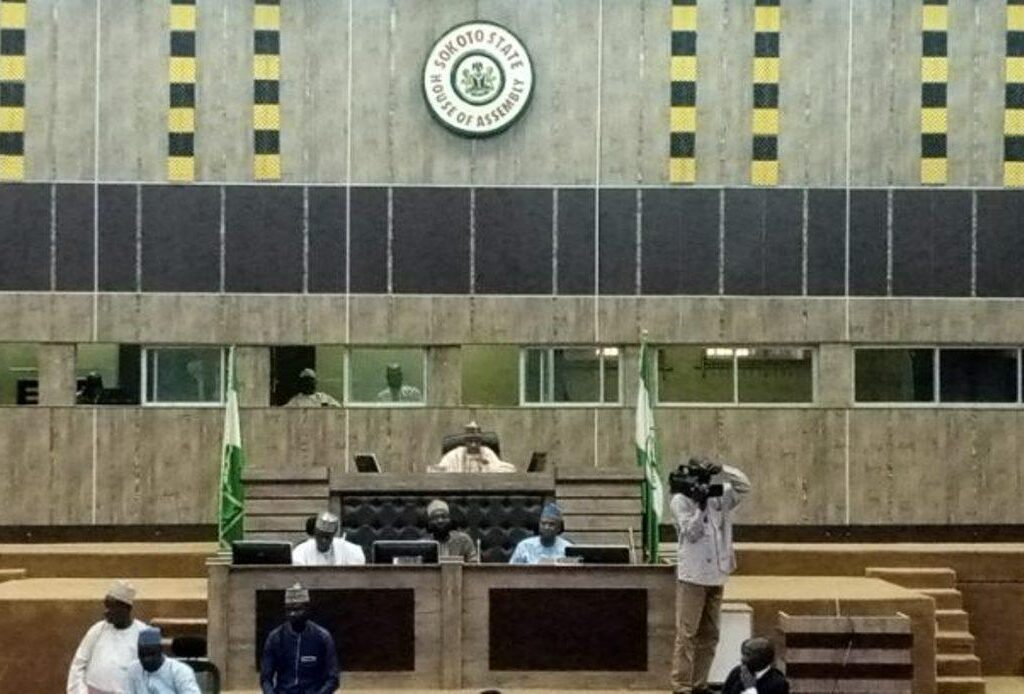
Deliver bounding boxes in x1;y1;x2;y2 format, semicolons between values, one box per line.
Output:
208;560;935;692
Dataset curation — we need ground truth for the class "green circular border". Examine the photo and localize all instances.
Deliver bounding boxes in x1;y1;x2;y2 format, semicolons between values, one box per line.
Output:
421;20;536;139
450;51;505;107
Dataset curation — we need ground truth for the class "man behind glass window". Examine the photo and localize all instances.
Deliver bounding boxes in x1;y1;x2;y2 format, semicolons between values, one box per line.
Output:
669;457;751;694
285;368;341;408
376;363;422;402
430;421;516;473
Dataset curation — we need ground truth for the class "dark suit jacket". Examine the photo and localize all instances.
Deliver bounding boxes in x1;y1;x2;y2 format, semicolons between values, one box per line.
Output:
721;666;789;694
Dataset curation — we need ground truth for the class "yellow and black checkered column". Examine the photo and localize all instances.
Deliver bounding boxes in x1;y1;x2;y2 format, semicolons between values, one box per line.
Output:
0;0;26;182
1005;0;1024;186
253;0;280;181
921;0;948;185
168;0;196;182
751;0;780;186
669;0;697;184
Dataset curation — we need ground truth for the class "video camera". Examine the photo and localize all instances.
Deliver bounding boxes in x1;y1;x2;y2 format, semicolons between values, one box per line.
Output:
668;456;724;509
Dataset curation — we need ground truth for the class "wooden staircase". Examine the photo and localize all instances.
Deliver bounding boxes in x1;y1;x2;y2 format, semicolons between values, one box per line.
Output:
865;567;985;694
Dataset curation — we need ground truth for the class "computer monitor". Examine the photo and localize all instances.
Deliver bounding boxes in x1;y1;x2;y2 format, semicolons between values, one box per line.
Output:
354;453;381;473
231;541;293;565
371;540;440;565
564;544;632;565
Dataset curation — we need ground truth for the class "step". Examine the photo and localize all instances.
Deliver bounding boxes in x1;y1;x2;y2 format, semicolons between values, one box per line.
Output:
937;653;982;678
921;588;963;610
150;617;208;639
936;676;986;694
866;566;957;589
937;630;976;655
936;609;970;633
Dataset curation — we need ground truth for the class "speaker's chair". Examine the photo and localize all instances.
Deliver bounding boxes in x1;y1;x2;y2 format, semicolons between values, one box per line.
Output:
340;494;543;563
441;430;501;456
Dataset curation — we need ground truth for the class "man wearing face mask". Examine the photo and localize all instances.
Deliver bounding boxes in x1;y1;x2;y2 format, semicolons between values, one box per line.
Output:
67;580;147;694
123;627;200;694
509;502;572;564
424;499;477;562
285;368;341;408
260;584;339;694
292;512;365;566
721;637;789;694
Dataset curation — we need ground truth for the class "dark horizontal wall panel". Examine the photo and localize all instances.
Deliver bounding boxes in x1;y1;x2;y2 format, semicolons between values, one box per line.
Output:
141;186;220;292
723;188;765;295
598;188;636;295
0;184;50;290
475;188;552;294
556;188;594;295
763;188;803;295
97;185;137;292
225;186;304;293
977;191;1024;297
642;188;719;295
848;189;888;296
892;190;971;297
806;189;846;296
55;184;94;291
392;187;469;294
349;187;387;293
308;187;346;294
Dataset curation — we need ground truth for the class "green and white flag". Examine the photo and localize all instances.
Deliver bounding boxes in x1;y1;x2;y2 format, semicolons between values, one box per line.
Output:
218;347;246;549
635;337;664;563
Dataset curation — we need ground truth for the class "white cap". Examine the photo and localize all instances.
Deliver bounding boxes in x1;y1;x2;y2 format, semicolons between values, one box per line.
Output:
314;511;340;534
106;580;136;606
285;583;310;605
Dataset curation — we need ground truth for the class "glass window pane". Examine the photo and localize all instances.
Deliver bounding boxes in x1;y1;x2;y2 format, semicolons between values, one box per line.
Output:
523;348;545;402
939;349;1018;403
656;346;733;403
601;348;620;404
349;348;425;404
855;349;934;402
737;347;814;403
145;348;224;404
76;344;141;405
462;345;518;406
552;348;601;403
314;346;346;404
0;344;38;405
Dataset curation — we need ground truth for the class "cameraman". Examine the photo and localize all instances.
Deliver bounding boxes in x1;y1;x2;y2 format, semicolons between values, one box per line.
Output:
669;457;750;694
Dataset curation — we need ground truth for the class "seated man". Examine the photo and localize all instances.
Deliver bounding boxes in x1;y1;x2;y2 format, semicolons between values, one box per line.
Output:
67;580;148;694
292;512;366;566
425;499;477;562
430;421;516;473
509;502;572;564
260;584;339;694
124;627;201;694
721;637;789;694
376;363;423;403
285;368;341;408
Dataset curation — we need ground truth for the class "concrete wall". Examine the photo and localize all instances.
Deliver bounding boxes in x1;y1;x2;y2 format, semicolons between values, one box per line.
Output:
12;0;1011;186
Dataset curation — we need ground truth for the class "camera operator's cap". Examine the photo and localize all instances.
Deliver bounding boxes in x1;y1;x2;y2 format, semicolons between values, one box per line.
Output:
284;583;309;605
426;499;449;517
314;511;339;533
540;502;563;520
105;580;136;606
299;368;317;379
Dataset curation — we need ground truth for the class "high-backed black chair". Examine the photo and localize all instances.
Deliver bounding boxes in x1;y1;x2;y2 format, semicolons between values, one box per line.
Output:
441;430;501;456
171;636;220;694
340;494;543;562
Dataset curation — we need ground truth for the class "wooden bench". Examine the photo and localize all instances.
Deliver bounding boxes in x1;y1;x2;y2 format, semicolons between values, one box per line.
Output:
242;467;330;544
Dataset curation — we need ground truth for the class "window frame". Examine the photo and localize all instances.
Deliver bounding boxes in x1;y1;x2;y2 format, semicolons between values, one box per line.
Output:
654;345;818;407
519;346;623;407
140;346;227;408
852;345;1024;408
344;346;428;407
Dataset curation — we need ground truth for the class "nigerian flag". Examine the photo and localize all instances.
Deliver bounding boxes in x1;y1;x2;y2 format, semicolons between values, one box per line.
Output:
218;347;246;549
635;337;664;563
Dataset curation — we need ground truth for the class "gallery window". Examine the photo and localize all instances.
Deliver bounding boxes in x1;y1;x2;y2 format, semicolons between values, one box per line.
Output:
656;346;815;404
0;344;38;405
855;347;1021;405
521;347;621;405
347;348;426;405
76;344;141;405
142;347;226;406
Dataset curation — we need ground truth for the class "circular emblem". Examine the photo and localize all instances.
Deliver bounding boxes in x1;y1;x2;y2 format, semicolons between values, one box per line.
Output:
423;21;534;138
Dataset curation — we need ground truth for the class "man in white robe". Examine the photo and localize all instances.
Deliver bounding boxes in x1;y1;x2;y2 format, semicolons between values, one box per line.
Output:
292;511;366;566
67;580;147;694
429;421;516;473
